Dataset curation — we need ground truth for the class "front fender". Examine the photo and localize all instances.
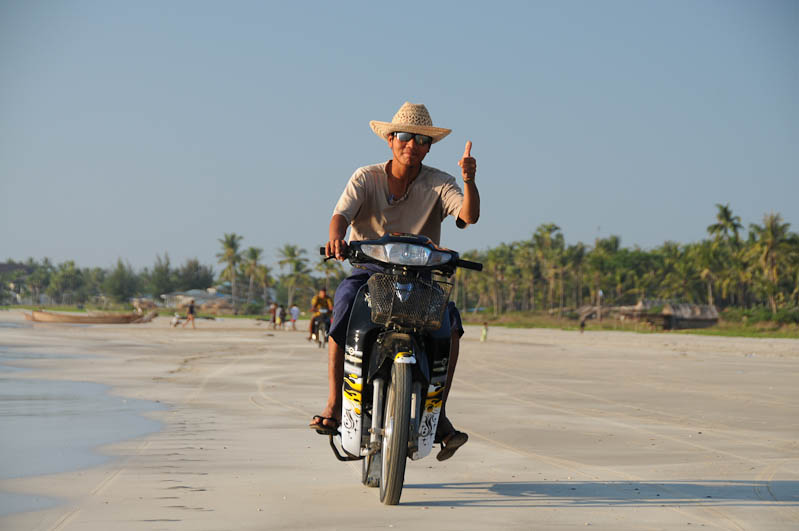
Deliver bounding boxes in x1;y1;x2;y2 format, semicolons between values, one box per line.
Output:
367;332;430;386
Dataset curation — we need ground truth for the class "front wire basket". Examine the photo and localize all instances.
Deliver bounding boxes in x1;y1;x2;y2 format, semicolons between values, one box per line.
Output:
367;273;453;330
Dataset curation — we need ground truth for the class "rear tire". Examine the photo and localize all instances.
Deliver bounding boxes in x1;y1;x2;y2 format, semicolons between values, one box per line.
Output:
379;363;411;505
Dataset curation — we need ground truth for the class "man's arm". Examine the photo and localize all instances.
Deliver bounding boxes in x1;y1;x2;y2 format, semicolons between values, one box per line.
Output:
458;180;480;225
326;214;349;260
457;141;480;226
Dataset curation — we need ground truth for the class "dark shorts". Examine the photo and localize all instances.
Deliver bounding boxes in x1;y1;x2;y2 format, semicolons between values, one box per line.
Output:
329;267;464;346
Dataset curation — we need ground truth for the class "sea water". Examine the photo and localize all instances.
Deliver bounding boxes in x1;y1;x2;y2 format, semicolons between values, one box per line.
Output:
0;344;164;516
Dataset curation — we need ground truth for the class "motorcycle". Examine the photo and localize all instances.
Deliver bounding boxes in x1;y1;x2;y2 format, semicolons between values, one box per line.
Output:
312;308;330;348
319;233;482;505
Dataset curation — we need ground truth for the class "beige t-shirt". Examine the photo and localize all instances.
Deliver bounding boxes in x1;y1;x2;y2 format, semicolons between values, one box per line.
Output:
333;162;463;245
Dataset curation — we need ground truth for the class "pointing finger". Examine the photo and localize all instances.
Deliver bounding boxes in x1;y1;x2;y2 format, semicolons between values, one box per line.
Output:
463;140;472;158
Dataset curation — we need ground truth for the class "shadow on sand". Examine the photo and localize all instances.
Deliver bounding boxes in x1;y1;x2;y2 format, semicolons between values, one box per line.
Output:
401;480;799;508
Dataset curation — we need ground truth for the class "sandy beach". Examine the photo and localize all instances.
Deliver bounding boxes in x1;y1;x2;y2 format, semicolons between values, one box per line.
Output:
0;310;797;530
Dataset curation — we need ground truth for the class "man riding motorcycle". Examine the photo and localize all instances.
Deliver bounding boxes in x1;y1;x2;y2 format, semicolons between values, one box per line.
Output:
308;288;334;341
309;102;480;461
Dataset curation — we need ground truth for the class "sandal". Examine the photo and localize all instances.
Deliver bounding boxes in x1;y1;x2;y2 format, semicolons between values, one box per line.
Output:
309;415;339;436
436;430;468;461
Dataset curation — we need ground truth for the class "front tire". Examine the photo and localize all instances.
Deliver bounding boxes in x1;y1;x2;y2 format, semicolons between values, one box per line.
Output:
320;322;328;348
315;322;323;348
379;362;411;505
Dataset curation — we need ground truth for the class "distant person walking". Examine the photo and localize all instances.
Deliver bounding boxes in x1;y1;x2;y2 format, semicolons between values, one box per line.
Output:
480;321;488;342
277;305;287;330
183;299;196;329
268;302;277;329
289;304;300;330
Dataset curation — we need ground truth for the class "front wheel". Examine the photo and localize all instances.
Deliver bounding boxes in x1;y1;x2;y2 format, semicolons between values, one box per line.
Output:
316;322;327;348
320;322;328;348
379;362;411;505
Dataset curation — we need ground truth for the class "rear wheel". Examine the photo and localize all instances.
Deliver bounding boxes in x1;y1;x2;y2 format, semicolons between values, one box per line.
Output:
379;363;411;505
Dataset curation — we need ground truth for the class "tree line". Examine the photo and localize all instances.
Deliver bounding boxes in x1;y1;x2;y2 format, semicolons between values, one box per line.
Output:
452;206;799;321
3;206;797;320
0;234;346;313
0;256;215;307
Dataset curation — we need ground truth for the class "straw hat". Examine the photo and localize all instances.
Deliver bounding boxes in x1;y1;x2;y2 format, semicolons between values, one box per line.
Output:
370;102;451;144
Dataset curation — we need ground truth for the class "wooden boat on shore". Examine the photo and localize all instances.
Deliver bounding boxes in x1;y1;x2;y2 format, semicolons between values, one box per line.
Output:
24;310;145;324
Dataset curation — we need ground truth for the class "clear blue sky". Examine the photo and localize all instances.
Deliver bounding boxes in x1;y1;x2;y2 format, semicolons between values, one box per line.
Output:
1;1;797;271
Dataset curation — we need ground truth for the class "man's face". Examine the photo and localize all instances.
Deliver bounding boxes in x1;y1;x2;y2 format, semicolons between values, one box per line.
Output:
318;290;327;298
388;133;430;167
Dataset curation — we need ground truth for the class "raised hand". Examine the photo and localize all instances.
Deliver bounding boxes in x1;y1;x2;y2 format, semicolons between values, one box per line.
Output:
457;140;476;182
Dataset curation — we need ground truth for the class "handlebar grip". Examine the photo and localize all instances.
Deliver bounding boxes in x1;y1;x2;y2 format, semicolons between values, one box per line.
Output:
320;245;351;261
457;259;483;271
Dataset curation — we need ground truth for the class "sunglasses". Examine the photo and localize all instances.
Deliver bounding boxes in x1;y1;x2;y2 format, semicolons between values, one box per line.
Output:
392;131;433;146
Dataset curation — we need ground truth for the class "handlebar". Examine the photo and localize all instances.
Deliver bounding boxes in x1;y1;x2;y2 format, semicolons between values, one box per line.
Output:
320;246;350;261
456;259;483;271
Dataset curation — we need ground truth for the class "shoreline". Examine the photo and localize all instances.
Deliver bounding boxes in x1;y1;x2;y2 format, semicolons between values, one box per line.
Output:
0;310;797;529
0;334;165;519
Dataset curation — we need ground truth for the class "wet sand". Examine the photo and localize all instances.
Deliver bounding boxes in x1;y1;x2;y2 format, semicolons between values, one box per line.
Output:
0;310;797;530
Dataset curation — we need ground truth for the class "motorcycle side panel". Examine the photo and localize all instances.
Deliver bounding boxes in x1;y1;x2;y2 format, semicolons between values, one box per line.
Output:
411;337;449;460
411;382;443;460
341;284;381;456
341;371;362;455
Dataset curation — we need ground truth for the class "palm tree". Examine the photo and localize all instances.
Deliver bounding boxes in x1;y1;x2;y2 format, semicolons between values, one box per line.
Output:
533;223;563;311
47;260;85;305
28;258;54;304
217;233;243;313
586;235;618;308
725;244;755;307
749;213;792;314
256;264;273;305
513;241;537;311
455;249;483;311
565;243;587;308
483;244;513;315
277;244;309;307
654;241;682;300
707;203;743;246
789;234;799;307
663;259;698;302
694;240;723;306
243;246;263;305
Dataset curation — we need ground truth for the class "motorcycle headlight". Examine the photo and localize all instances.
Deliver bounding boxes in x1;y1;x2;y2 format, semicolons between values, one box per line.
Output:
360;243;452;267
